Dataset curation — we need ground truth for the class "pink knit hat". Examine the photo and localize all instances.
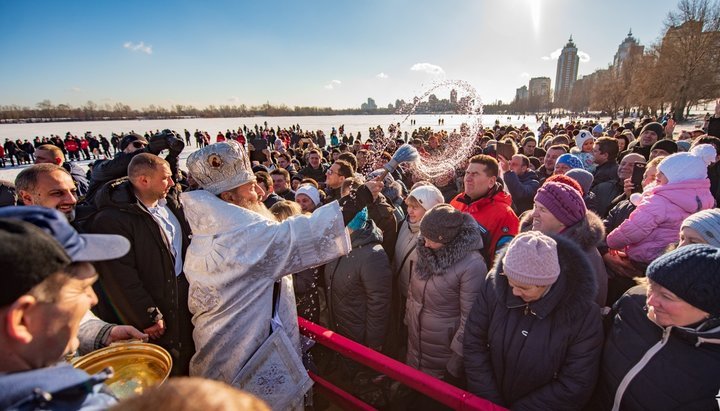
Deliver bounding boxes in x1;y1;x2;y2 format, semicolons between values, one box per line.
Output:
534;182;586;227
502;231;561;286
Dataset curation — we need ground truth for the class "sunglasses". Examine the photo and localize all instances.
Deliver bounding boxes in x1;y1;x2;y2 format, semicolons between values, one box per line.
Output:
132;141;147;149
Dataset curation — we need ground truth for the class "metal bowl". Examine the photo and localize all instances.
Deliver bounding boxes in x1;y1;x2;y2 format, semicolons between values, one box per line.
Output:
73;342;172;399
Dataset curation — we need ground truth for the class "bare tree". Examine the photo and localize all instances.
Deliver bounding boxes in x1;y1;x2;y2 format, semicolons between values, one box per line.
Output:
659;0;720;120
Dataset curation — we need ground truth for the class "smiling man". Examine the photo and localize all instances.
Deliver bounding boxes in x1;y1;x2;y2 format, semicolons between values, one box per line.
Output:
16;164;79;221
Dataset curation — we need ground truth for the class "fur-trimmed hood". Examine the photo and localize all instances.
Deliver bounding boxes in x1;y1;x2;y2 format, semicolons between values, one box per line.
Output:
415;215;484;280
519;209;605;251
489;233;597;322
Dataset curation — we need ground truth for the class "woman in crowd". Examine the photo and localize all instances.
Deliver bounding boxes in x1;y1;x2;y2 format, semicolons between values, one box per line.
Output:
294;184;321;214
591;245;720;410
464;232;603;409
387;184;444;359
405;204;487;383
678;208;720;248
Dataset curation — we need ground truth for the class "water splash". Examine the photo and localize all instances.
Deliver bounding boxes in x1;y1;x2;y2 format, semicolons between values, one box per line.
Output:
361;80;484;184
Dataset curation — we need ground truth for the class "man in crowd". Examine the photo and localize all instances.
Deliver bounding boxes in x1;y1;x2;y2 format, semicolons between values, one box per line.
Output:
255;171;283;209
298;148;328;185
34;144;90;197
87;153;194;375
536;145;567;184
591;137;619;188
0;212;131;409
270;168;295;201
450;154;519;265
498;153;539;215
591;153;646;218
324;159;355;203
649;139;678;160
623;122;663;160
180;140;381;409
16;164;78;221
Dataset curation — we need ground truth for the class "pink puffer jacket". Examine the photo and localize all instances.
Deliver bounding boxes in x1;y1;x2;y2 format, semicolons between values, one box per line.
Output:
606;178;715;263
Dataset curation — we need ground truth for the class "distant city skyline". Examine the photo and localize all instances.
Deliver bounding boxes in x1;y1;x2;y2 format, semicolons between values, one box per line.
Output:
0;0;681;110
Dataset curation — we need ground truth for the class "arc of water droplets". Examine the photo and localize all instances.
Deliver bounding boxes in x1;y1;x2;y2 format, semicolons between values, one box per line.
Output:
360;80;484;183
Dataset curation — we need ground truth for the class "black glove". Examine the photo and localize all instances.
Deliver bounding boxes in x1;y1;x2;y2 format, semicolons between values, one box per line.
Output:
339;184;374;226
148;132;170;155
167;136;185;157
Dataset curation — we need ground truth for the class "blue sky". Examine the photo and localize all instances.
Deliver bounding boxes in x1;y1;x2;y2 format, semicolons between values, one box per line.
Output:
0;0;680;110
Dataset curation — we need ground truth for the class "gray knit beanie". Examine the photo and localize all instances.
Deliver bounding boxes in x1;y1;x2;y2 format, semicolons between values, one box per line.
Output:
681;209;720;248
420;204;467;244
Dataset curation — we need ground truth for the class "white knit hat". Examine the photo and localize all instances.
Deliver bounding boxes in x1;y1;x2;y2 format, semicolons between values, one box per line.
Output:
295;184;321;206
574;130;594;149
408;185;444;211
657;144;716;184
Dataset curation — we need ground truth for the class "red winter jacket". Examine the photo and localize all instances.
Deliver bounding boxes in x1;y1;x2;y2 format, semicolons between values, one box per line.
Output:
450;184;519;265
65;139;79;152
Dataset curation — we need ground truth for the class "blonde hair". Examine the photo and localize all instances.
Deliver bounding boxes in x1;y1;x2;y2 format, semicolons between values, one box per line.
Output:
111;377;271;411
270;200;302;221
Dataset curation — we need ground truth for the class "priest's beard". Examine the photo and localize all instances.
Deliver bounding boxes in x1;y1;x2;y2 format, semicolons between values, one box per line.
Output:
239;198;278;222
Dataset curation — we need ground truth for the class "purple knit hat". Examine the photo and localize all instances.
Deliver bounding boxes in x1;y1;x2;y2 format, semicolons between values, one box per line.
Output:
534;182;586;227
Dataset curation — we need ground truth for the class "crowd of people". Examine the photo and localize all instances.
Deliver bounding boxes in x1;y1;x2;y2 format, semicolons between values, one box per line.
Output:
1;107;720;410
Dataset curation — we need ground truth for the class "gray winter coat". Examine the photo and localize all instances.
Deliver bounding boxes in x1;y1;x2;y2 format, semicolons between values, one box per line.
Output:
405;215;487;378
324;220;392;349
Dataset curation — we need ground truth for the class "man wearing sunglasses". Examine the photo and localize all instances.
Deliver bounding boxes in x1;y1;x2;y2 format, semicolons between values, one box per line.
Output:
81;130;184;207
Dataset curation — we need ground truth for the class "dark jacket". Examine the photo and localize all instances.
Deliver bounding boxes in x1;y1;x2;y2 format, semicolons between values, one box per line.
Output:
0;364;116;410
464;235;603;410
591;179;624;218
503;169;540;215
83;150;143;205
706;116;720;138
599;199;636;254
592;161;618;188
324;220;392;349
262;191;283;209
368;193;399;260
277;188;295;201
405;216;487;378
520;210;609;307
536;165;554;184
88;178;194;375
298;164;328;183
63;161;90;198
590;286;720;411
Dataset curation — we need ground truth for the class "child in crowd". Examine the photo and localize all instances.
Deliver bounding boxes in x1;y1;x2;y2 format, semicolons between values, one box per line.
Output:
606;144;716;268
573;130;596;173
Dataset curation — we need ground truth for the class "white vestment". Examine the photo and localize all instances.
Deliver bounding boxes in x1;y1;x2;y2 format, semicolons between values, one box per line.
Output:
181;190;351;406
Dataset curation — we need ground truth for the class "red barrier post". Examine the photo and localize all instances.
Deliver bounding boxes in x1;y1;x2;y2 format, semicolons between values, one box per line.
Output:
298;317;507;411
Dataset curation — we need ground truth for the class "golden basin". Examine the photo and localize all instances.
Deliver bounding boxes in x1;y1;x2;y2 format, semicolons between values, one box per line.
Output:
73;342;172;399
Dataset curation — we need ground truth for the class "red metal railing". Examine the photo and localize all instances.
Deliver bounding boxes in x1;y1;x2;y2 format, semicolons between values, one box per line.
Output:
298;317;507;411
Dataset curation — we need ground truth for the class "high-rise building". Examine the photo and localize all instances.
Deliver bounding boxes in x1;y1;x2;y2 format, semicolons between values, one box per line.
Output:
554;36;580;107
515;85;529;102
613;30;644;73
450;89;458;104
529;77;551;111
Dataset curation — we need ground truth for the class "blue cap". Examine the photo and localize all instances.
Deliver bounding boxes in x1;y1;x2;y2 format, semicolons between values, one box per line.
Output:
0;206;130;262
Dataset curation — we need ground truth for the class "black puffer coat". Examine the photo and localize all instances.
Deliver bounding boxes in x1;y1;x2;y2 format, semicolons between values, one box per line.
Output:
464;235;603;410
589;286;720;411
88;178;194;375
324;220;392;349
